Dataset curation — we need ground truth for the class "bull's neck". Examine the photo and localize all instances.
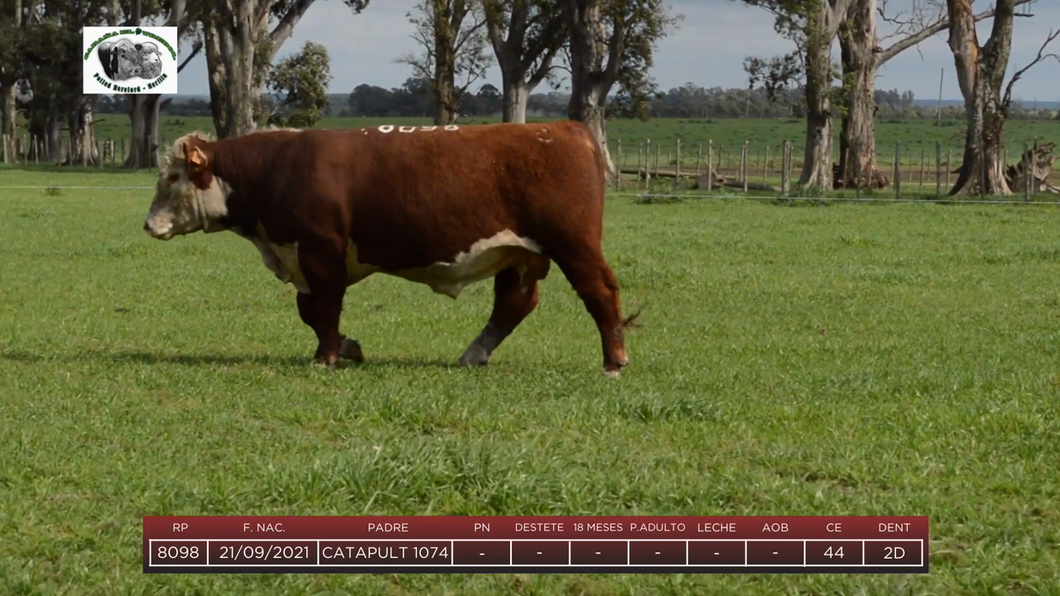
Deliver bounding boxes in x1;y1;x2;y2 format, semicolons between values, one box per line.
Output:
208;137;267;201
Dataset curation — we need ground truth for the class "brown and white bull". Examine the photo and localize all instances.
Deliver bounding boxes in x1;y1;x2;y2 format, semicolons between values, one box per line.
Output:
142;121;636;376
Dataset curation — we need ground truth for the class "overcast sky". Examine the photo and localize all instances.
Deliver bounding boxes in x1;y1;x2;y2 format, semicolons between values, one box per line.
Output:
175;0;1060;102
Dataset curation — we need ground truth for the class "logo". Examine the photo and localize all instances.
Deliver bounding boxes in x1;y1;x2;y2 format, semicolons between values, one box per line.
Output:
82;26;178;94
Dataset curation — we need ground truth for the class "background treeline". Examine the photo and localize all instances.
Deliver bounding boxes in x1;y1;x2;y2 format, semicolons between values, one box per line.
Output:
98;81;1059;121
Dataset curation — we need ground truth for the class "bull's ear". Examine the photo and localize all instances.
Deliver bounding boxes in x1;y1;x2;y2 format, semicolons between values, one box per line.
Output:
186;144;208;173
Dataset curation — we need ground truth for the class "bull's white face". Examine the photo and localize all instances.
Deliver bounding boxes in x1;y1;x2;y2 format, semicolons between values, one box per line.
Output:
143;142;231;240
139;43;162;79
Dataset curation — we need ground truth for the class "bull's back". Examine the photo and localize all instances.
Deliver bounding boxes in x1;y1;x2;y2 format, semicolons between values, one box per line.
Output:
320;121;605;270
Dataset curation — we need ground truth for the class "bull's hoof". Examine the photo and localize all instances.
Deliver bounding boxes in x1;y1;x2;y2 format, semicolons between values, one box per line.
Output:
339;338;365;362
457;343;490;367
313;358;338;370
602;368;622;379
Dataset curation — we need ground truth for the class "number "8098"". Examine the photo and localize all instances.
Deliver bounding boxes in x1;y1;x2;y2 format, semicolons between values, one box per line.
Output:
156;545;199;559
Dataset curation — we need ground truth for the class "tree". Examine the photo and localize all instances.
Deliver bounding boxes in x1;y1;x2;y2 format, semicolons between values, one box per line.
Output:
562;0;679;180
835;0;1037;189
19;0;109;164
348;83;392;116
264;41;331;128
0;0;26;151
740;0;856;190
398;0;492;125
482;0;565;123
945;0;1058;195
120;0;202;169
200;0;369;139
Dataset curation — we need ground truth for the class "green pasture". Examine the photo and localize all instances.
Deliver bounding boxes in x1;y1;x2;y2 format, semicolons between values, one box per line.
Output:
74;114;1060;181
1;165;1059;594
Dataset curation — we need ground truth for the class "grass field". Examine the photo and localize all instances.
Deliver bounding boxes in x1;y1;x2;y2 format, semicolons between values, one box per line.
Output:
71;114;1060;185
2;164;1060;594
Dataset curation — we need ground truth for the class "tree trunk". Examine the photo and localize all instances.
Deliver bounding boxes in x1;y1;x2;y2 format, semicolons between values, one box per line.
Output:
566;0;617;181
31;113;62;163
838;0;883;189
501;75;529;123
2;85;15;138
946;0;1015;195
800;33;835;190
68;100;100;166
204;6;258;138
124;94;162;168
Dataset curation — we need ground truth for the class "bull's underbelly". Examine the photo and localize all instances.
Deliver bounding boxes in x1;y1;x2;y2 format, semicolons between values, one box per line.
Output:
250;227;544;298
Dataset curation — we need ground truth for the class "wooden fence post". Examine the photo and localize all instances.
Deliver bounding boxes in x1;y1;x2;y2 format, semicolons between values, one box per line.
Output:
655;143;661;185
615;139;622;191
893;142;901;200
706;140;714;192
644;139;651;191
918;149;925;192
781;140;791;196
741;141;749;193
674;138;681;192
762;146;770;184
696;143;702;178
935;141;942;198
1024;140;1032;202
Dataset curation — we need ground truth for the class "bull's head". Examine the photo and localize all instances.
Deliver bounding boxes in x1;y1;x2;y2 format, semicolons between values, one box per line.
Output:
142;133;232;240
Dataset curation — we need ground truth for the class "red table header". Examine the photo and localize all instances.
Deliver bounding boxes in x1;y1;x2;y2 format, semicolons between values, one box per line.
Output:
144;516;928;540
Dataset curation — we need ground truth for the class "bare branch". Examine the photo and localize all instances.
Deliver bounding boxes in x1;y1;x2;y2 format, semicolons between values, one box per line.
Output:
1002;28;1060;108
878;0;1035;65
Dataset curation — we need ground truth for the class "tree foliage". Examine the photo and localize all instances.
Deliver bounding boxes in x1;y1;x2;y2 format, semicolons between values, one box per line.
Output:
398;0;492;122
264;40;331;128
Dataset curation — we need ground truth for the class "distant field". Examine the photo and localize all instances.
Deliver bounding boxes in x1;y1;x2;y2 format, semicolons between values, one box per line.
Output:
2;167;1060;593
76;114;1060;185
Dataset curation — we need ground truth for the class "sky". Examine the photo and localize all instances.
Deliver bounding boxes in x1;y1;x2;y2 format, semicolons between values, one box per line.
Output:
174;0;1060;103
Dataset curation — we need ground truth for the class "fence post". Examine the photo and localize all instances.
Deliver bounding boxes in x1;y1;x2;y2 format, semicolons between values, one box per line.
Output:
655;143;661;186
945;150;951;189
706;140;714;192
615;139;622;192
935;141;942;198
674;138;681;192
893;142;901;200
696;143;702;178
1024;140;1032;202
781;140;791;197
120;137;125;164
763;146;770;185
918;149;925;192
741;141;748;193
644;139;651;191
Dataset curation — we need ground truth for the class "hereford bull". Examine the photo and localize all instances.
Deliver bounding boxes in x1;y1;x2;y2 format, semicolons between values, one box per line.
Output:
142;121;635;376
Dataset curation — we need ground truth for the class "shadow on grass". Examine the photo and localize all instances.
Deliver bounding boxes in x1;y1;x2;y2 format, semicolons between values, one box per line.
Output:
0;349;456;369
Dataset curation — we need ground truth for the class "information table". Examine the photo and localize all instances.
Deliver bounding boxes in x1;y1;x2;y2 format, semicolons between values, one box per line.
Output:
143;516;928;574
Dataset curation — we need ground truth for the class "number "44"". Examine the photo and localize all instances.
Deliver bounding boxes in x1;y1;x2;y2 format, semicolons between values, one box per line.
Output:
824;546;845;559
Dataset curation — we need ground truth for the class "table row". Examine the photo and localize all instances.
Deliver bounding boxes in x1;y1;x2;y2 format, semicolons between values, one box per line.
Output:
147;539;923;567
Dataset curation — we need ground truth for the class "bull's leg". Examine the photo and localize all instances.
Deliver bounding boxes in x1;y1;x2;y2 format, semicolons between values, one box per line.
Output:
296;240;351;368
296;292;348;367
552;247;630;378
458;258;549;367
